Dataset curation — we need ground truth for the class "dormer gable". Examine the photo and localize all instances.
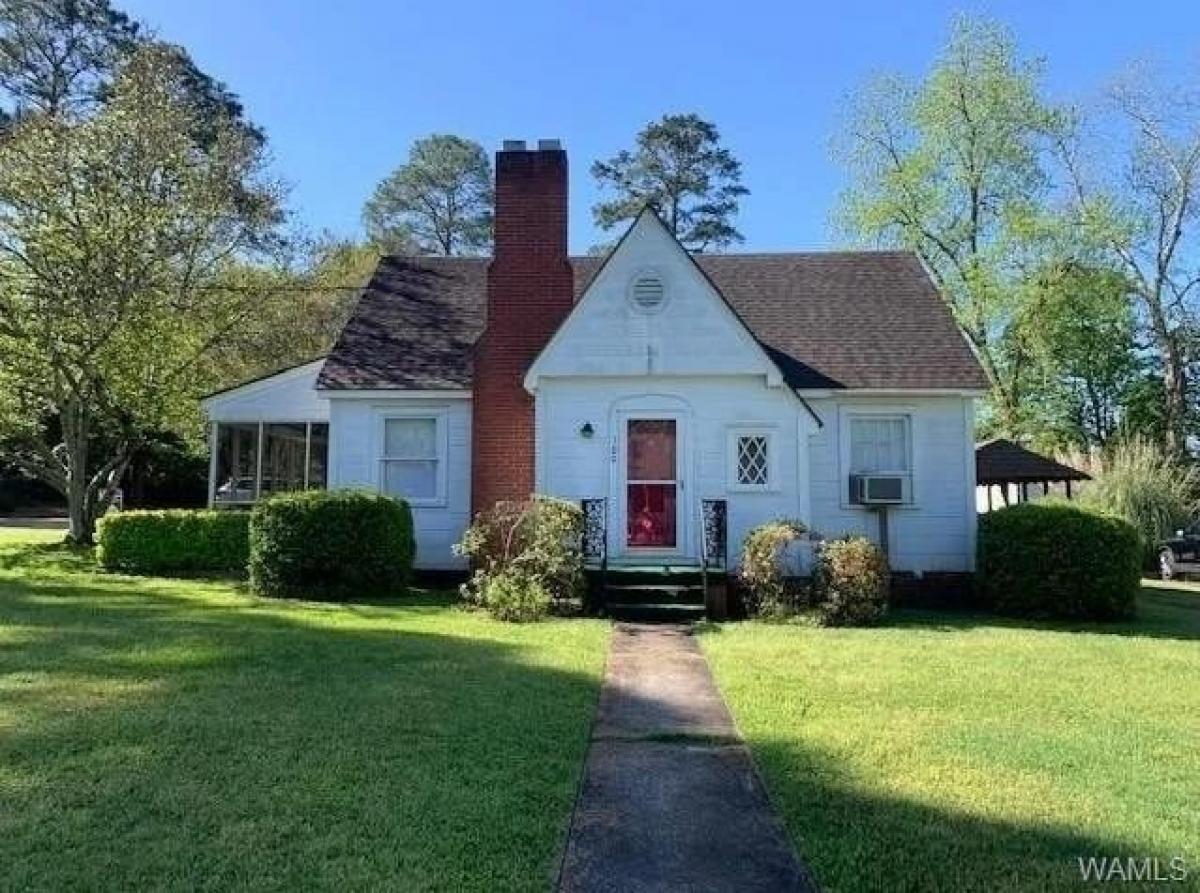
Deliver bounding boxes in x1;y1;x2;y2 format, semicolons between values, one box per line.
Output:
525;209;784;391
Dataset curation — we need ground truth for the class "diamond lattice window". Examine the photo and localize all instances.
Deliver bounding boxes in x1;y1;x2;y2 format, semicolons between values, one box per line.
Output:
736;435;769;487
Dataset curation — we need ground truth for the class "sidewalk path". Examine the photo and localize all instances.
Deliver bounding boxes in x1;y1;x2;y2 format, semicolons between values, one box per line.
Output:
557;623;815;892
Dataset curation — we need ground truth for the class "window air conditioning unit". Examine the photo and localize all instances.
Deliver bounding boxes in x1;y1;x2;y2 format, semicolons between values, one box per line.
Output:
849;474;908;505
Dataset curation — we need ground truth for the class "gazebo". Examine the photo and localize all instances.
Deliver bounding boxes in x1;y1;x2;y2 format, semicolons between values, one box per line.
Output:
976;438;1091;512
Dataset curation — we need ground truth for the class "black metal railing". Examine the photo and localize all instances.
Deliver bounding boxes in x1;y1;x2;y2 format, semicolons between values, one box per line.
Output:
581;498;607;565
580;498;607;615
700;498;728;570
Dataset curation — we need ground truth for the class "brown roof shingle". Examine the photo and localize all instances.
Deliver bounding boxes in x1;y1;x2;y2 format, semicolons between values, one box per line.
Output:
317;250;988;392
976;438;1091;485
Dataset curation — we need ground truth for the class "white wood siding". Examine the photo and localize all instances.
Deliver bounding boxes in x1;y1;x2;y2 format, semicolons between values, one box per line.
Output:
527;211;781;386
537;376;812;565
327;396;472;570
201;360;328;423
807;395;976;572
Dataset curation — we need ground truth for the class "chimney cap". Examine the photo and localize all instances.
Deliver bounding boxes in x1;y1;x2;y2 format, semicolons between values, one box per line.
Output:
537;138;562;150
501;139;527;151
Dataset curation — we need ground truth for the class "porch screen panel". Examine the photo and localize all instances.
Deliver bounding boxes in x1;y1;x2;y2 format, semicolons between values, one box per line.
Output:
261;424;308;495
626;419;677;548
214;423;259;505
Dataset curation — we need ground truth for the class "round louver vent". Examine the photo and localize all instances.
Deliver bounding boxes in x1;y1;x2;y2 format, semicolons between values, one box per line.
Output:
630;272;666;312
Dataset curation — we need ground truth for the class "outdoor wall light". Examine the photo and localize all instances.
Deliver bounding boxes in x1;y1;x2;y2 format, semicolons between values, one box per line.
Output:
580;422;595;439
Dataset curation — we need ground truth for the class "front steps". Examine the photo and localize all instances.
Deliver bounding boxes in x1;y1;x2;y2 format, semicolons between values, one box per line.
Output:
587;563;728;621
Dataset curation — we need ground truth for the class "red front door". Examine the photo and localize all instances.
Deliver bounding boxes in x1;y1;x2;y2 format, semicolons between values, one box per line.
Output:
626;419;678;549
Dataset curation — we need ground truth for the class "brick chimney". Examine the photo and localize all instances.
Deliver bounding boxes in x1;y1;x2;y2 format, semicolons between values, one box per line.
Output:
471;140;573;514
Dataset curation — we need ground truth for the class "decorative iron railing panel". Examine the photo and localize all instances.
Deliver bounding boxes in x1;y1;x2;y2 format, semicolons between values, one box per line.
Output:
581;498;607;563
701;498;728;569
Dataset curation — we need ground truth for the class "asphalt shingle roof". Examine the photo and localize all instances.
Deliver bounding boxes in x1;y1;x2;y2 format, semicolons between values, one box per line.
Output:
316;251;989;392
975;438;1091;485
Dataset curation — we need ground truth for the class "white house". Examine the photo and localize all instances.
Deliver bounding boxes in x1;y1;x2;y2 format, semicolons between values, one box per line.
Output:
201;140;987;589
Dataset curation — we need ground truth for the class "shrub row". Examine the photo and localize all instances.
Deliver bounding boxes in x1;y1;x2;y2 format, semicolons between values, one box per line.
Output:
977;501;1139;621
738;521;890;627
97;510;250;574
96;492;415;602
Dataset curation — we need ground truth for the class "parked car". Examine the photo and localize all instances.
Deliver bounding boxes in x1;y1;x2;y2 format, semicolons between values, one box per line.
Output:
1158;528;1200;580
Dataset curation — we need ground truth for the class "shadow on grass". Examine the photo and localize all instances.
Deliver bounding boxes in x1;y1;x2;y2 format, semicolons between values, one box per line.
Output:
879;586;1200;642
745;735;1182;892
0;558;604;891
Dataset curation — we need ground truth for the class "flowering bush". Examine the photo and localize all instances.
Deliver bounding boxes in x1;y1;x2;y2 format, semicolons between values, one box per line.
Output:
812;536;890;626
739;518;809;618
455;495;584;620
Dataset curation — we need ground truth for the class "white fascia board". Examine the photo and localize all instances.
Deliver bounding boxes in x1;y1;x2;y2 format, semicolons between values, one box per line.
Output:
797;388;988;399
317;388;472;400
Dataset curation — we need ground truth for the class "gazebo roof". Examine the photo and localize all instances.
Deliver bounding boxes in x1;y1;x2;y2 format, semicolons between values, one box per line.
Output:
975;438;1091;486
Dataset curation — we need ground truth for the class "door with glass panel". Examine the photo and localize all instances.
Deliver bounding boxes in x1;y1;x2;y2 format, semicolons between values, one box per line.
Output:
623;418;681;551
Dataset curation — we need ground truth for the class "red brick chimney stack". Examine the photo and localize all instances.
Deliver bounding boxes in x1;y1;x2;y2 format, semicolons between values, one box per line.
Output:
471;140;574;514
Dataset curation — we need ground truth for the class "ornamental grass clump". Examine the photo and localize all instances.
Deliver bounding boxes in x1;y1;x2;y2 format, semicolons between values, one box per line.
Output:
455;495;584;621
1069;437;1199;560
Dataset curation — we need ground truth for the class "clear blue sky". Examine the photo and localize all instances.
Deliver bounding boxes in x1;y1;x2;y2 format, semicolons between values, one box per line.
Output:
123;0;1197;254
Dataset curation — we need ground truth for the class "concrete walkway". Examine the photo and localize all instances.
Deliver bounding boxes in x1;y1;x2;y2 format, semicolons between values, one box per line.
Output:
557;623;815;892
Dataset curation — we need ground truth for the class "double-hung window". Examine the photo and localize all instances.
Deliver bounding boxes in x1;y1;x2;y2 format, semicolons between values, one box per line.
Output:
847;414;913;501
380;415;443;504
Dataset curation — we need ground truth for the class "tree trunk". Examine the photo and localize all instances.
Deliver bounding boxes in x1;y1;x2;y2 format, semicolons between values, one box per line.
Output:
1163;346;1187;456
60;397;95;545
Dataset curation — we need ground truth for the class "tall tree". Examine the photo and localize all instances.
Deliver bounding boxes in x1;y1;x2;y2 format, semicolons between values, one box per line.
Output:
0;0;139;117
1058;71;1200;454
591;113;748;252
0;45;284;543
835;16;1068;436
1022;263;1140;447
0;0;263;149
363;134;493;255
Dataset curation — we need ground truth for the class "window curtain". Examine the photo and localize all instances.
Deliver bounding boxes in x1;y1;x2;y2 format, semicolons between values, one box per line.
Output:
850;417;909;473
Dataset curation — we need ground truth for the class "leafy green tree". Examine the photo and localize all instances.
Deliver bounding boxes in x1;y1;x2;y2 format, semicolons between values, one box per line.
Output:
1058;72;1200;455
0;0;262;149
591;113;748;252
0;46;283;543
0;0;139;117
363;134;492;255
835;16;1068;436
1022;264;1140;447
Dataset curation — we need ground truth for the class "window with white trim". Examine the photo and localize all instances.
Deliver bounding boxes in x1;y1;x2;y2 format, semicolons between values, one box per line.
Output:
848;416;911;474
380;416;440;502
728;429;774;491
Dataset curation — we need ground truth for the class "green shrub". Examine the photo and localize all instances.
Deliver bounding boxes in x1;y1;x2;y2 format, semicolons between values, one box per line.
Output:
739;518;809;618
96;509;249;575
455;496;583;621
1071;438;1199;560
249;490;414;600
977;502;1140;621
479;568;551;622
811;536;890;626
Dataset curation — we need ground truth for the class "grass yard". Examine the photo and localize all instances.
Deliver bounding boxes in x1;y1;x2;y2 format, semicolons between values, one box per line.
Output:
0;529;609;891
700;592;1200;892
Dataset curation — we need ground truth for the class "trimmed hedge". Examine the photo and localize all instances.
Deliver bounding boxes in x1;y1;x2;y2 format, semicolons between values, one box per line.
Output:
96;510;250;575
977;502;1140;621
249;490;414;600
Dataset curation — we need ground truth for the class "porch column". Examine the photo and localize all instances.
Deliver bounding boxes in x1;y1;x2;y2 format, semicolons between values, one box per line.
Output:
207;422;219;508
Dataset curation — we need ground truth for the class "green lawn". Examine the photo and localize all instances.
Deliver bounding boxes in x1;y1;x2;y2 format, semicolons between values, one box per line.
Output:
0;529;609;891
700;592;1200;892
